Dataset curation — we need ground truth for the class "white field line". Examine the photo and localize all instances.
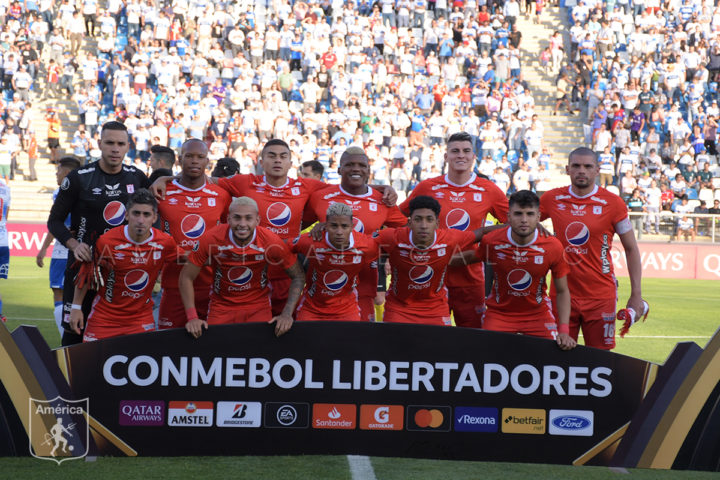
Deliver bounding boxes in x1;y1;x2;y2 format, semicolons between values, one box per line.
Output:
347;455;378;480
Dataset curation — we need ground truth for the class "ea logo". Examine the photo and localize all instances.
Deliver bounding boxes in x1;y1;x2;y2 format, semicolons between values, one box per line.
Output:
565;222;590;246
181;214;205;239
507;269;532;291
409;265;434;284
227;266;253;285
103;201;126;226
323;270;348;291
267;202;291;227
353;217;365;233
446;209;470;231
124;269;150;292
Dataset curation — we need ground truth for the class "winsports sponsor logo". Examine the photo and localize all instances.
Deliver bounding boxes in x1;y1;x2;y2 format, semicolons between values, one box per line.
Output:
453;407;498;432
501;408;545;434
548;409;594;436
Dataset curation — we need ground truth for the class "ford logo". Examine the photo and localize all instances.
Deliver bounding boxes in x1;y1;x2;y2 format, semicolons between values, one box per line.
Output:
551;415;591;430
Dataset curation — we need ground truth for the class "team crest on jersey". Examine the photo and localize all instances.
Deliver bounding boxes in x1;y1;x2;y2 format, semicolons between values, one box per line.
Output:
507;269;532;291
369;203;378;211
267;202;291;227
127;185;134;193
353;256;362;264
291;187;300;196
103;201;126;226
153;251;161;260
446;209;470;230
438;248;446;256
474;193;482;202
208;198;216;207
409;265;434;284
593;206;602;215
535;256;543;264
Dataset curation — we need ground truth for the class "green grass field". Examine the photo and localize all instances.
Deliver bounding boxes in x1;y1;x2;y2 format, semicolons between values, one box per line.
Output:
1;256;719;478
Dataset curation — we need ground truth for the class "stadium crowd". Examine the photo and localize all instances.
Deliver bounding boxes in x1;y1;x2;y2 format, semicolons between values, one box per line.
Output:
556;0;720;237
0;0;557;197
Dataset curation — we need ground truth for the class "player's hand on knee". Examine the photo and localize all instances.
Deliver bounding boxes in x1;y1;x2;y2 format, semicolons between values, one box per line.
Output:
556;333;577;350
185;318;208;339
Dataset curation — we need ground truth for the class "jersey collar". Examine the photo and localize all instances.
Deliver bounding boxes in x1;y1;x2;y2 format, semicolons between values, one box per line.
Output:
444;172;477;187
123;225;154;245
325;231;355;250
506;225;538;247
568;184;599;199
228;226;257;248
172;179;207;191
339;184;371;198
409;230;437;250
262;175;289;189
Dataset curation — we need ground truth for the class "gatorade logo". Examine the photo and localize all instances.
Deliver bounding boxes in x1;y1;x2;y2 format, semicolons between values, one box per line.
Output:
181;214;206;239
227;266;253;285
359;405;404;430
507;269;532;291
445;209;470;231
565;222;590;246
267;202;292;227
103;201;126;226
409;265;434;284
323;270;348;291
124;269;150;292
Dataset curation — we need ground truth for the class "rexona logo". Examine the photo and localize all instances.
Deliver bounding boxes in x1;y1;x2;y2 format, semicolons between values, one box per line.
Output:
119;400;164;426
359;405;404;431
406;405;451;432
264;402;310;429
312;404;356;430
167;401;213;427
548;409;594;437
501;408;546;434
453;407;499;433
216;401;261;428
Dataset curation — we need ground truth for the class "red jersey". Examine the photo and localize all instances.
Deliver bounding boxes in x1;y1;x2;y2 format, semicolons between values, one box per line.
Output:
375;227;477;317
540;185;631;299
84;225;177;325
400;173;509;288
290;232;379;320
306;184;407;298
188;224;298;309
477;227;570;318
157;180;232;289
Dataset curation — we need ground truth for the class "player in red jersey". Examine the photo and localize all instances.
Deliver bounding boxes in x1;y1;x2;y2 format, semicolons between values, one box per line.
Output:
540;147;644;349
462;190;575;350
156;139;232;329
179;196;304;339
305;146;407;321
399;132;508;328
153;139;396;318
291;202;379;321
68;189;177;341
375;195;491;326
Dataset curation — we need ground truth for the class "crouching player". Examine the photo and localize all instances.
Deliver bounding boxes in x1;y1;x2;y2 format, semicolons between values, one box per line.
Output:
462;190;575;350
68;189;177;341
291;202;379;321
374;195;491;326
179;197;304;338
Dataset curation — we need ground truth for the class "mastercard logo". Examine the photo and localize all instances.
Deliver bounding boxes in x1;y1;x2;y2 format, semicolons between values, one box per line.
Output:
415;409;444;428
407;405;451;432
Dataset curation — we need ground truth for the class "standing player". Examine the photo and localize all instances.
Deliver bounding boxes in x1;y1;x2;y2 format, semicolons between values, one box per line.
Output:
462;190;575;350
48;121;149;345
291;203;379;321
68;190;177;341
153;139;395;318
179;197;304;339
305;146;407;321
375;195;489;326
540;147;644;349
0;176;9;322
36;157;82;335
399;132;508;328
156;139;231;329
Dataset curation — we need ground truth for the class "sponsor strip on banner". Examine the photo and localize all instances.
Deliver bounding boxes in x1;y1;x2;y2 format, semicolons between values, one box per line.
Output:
548;409;594;437
216;402;261;428
501;408;546;434
167;401;213;427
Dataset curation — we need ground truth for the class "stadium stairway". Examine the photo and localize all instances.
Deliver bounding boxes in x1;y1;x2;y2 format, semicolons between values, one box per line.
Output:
516;6;585;188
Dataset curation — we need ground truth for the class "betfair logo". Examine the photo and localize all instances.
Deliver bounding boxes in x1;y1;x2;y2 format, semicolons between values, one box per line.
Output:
501;408;546;434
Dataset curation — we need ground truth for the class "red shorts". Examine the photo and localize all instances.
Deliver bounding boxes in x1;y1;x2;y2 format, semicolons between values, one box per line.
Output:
553;295;617;350
448;286;485;328
482;310;557;340
207;303;273;324
296;306;361;322
383;306;452;326
158;286;211;329
270;277;290;317
84;314;155;342
358;295;376;322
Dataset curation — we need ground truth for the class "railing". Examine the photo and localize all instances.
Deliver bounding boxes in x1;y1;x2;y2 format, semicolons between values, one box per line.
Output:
626;212;720;243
